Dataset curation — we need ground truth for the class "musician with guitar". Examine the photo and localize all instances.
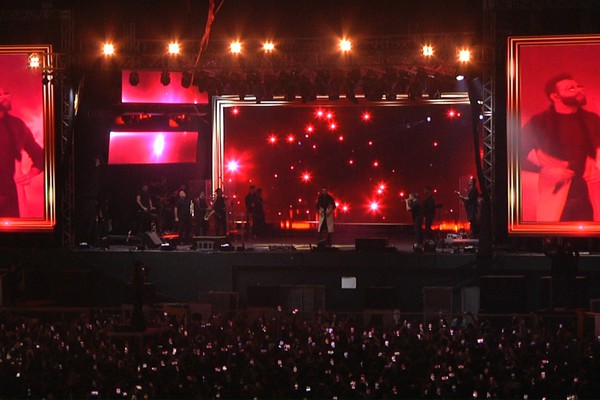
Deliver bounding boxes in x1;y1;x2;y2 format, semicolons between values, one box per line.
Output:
134;184;157;233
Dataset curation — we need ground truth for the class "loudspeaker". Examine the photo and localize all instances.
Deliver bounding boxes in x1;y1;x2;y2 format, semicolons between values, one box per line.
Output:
143;231;162;248
355;238;387;252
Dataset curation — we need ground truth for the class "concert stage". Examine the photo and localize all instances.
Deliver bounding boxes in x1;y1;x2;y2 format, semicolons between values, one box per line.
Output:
2;226;600;316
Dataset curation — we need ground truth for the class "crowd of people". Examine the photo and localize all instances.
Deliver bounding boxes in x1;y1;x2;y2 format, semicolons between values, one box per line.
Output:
0;308;598;399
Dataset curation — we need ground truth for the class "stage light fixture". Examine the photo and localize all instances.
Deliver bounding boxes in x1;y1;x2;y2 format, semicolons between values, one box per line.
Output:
459;49;471;62
160;70;171;86
28;53;40;68
422;45;433;57
263;41;275;52
168;42;180;55
129;71;140;86
230;41;242;54
103;43;115;56
181;68;192;88
340;39;352;52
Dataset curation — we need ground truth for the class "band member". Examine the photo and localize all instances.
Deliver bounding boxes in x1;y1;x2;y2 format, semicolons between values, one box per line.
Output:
174;190;194;244
194;190;209;236
254;188;266;237
422;186;436;241
316;186;336;245
405;192;424;249
134;184;157;233
244;185;257;239
212;188;227;236
456;177;480;238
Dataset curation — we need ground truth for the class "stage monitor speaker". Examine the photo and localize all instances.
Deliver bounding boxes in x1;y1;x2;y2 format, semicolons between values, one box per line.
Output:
143;231;162;248
355;238;387;252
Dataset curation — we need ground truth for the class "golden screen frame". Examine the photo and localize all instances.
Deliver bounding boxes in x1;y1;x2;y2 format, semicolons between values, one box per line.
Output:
508;34;600;235
0;45;55;232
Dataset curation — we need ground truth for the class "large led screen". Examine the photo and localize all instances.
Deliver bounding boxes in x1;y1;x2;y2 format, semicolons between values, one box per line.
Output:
508;35;600;235
213;95;475;227
0;46;55;232
108;131;198;164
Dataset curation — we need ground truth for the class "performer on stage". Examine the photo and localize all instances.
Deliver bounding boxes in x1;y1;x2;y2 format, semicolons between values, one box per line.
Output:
405;192;424;249
316;186;336;245
244;185;257;239
422;186;436;241
134;184;157;233
456;177;480;238
212;188;227;236
254;188;266;237
174;190;194;245
194;190;209;236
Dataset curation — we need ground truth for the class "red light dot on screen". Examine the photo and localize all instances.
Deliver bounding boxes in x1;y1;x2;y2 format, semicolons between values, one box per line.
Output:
342;205;349;212
315;109;325;118
373;161;379;167
298;198;303;203
377;189;383;195
268;135;277;144
312;144;317;149
349;159;354;165
329;123;337;130
370;202;379;211
232;107;239;115
306;125;314;133
368;141;373;146
447;109;456;118
399;191;405;197
287;135;295;143
338;135;344;141
326;112;333;119
433;189;438;193
290;165;294;170
433;141;438;147
302;172;311;182
362;112;371;121
274;174;278;178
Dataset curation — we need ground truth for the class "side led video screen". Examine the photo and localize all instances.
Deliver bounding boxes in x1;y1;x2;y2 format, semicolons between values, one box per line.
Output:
508;34;600;235
0;45;56;232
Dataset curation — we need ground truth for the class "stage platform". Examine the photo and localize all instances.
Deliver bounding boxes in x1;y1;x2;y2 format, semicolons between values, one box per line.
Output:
2;227;600;316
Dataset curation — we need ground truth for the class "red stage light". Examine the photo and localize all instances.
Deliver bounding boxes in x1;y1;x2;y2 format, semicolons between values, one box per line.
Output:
326;112;334;119
433;141;439;147
362;112;371;121
372;161;379;167
268;134;277;144
338;135;344;141
329;122;337;130
232;107;240;115
315;109;325;118
369;201;379;212
306;124;314;133
226;160;240;172
301;172;311;182
287;134;295;143
349;159;354;165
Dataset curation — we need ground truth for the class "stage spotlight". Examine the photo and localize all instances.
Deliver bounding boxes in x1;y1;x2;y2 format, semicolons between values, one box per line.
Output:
168;42;180;55
103;43;115;56
160;70;171;86
129;71;140;86
459;49;471;62
28;53;41;68
230;41;242;54
339;38;352;52
181;68;192;88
